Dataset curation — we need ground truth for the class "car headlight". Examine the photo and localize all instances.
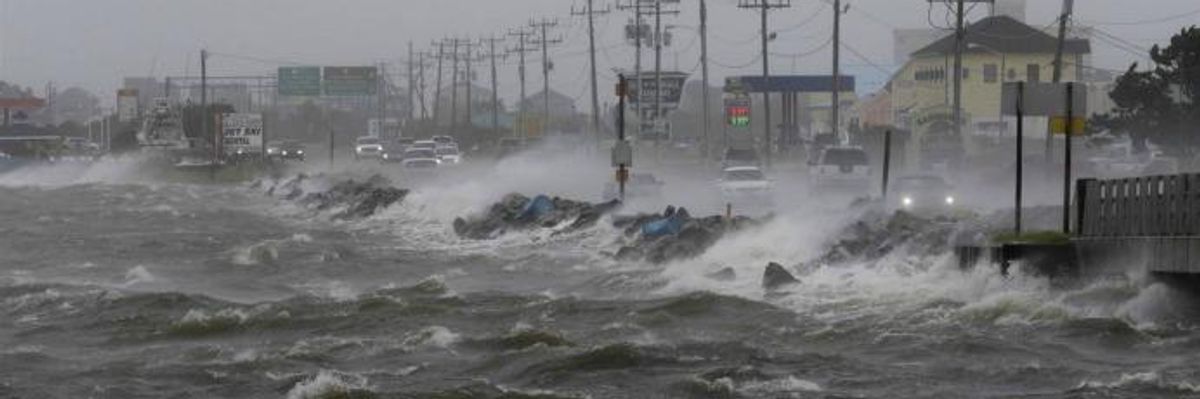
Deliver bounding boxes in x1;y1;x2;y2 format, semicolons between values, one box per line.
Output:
902;197;913;206
297;150;304;155
383;153;389;159
945;196;955;205
282;150;289;155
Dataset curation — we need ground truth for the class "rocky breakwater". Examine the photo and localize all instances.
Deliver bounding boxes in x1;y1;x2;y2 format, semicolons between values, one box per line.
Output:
452;194;621;240
757;210;964;292
453;195;765;265
255;174;409;220
612;206;762;264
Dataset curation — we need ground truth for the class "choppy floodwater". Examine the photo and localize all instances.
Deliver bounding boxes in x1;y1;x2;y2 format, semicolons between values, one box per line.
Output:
3;157;1200;399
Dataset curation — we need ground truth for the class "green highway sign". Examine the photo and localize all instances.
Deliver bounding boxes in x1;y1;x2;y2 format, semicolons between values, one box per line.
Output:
277;66;321;96
323;66;377;96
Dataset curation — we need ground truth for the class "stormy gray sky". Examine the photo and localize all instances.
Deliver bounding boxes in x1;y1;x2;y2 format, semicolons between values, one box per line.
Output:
2;0;1198;107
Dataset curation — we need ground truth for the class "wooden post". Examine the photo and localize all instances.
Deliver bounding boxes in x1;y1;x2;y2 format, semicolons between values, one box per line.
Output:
881;129;892;200
1015;81;1024;234
1062;82;1074;234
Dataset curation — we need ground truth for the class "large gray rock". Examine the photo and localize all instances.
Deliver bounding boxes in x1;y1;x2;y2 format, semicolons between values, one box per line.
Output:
263;174;408;220
811;210;957;266
453;194;621;240
455;195;766;264
762;262;799;290
615;209;764;264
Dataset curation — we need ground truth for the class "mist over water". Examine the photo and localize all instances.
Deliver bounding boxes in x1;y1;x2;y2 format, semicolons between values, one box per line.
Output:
2;148;1200;399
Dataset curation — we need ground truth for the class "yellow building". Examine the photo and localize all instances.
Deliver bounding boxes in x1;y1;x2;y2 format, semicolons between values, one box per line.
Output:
878;16;1090;169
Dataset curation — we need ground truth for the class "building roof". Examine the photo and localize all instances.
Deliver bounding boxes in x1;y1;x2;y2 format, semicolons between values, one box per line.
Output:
913;16;1090;57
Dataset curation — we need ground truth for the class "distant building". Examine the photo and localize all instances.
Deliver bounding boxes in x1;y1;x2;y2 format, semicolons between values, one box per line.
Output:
123;77;163;110
993;0;1026;22
519;89;578;120
892;0;1027;65
518;89;581;135
865;15;1091;169
433;83;499;127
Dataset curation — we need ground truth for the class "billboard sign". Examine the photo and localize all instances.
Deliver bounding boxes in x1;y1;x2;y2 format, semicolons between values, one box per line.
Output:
117;89;139;122
725;75;856;93
626;71;689;109
278;66;322;96
222;113;264;154
367;118;401;138
1050;116;1086;136
323;66;378;96
1001;82;1088;117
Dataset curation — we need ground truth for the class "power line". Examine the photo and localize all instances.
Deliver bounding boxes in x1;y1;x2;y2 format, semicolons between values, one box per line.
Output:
1081;7;1200;26
710;53;762;69
841;41;894;77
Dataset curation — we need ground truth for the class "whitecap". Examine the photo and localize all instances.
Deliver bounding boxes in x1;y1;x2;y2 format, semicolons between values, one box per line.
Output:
285;369;371;399
1076;371;1200;393
123;265;158;286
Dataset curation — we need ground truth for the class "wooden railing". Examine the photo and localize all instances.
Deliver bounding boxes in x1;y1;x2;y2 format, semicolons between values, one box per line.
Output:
1076;174;1200;237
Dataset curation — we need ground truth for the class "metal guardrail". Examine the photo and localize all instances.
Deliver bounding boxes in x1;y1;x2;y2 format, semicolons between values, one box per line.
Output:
1076;174;1200;237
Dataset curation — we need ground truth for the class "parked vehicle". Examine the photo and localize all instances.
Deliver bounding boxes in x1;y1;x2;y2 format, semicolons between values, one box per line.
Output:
889;175;957;212
602;173;665;201
721;147;761;169
716;166;774;208
435;147;462;165
410;140;437;151
380;141;411;163
267;141;306;161
401;148;440;169
811;146;871;191
354;136;383;160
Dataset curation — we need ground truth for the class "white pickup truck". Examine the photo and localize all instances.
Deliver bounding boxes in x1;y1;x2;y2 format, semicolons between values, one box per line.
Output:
810;146;871;192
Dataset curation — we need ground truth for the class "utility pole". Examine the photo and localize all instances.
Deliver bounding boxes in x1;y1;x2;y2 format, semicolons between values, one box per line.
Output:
738;0;791;169
653;1;664;151
418;51;429;120
700;0;711;161
952;0;965;146
617;1;650;141
449;38;462;134
1051;0;1074;83
529;18;562;136
407;42;416;124
432;41;446;128
1050;0;1074;164
832;0;844;142
464;42;475;130
651;1;680;155
507;28;536;138
481;36;505;136
571;0;611;147
377;61;387;138
201;49;213;181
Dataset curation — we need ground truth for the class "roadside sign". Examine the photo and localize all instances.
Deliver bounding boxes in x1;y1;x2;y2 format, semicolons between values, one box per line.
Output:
1001;82;1087;116
612;140;633;167
278;66;321;96
725;96;751;127
625;71;689;109
221;113;264;154
640;118;671;141
1050;116;1086;136
323;66;378;96
117;89;139;122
